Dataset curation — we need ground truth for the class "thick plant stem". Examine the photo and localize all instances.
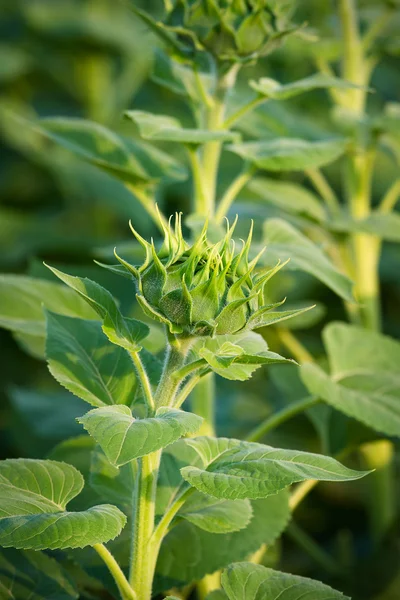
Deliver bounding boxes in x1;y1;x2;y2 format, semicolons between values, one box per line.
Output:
191;372;216;436
93;543;136;600
129;451;160;599
246;397;320;443
153;335;193;409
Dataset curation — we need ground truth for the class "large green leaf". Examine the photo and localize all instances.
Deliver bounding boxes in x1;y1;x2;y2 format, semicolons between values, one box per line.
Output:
0;459;126;550
194;332;294;381
46;266;149;352
301;323;400;437
228;138;347;171
38;117;186;183
0;275;97;338
46;311;136;408
180;437;367;500
125;110;239;144
79;406;203;466
262;218;354;301
220;562;349;600
248;177;325;221
179;495;253;534
156;492;290;588
0;548;78;600
329;212;400;242
250;73;363;100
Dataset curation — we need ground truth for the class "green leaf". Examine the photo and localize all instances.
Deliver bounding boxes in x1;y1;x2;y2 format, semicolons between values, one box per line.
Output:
179;496;253;534
248;177;325;221
262;218;354;301
125;110;239;144
0;547;78;600
228;138;347;171
0;459;126;550
221;562;350;599
46;266;149;352
329;212;400;242
301;323;400;437
46;311;136;408
156;492;290;588
78;406;203;466
195;332;294;381
250;73;364;100
89;447;134;513
152;50;213;103
0;275;97;338
38;117;186;183
180;437;368;500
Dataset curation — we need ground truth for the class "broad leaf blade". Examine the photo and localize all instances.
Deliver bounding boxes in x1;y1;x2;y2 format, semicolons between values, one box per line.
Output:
0;459;126;550
79;406;203;466
221;562;350;599
46;312;137;408
180;437;368;500
46;266;149;352
125;110;239;144
228;138;347;171
179;496;253;534
262;219;354;301
301;323;400;437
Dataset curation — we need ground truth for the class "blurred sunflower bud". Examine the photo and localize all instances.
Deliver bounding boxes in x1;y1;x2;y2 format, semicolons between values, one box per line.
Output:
114;215;288;337
163;0;298;63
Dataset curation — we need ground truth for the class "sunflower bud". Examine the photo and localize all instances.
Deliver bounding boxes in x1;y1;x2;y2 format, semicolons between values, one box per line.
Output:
114;215;287;338
163;0;297;63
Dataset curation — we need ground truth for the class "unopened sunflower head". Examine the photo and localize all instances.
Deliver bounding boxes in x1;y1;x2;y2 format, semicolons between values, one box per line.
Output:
115;215;287;337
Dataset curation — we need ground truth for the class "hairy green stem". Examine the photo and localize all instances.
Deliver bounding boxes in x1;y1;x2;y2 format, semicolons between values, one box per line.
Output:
215;165;256;223
188;148;209;216
130;351;154;413
153;335;193;409
246;397;320;443
93;543;136;600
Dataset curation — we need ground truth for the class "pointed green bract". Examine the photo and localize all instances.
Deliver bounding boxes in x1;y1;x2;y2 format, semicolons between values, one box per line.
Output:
180;437;368;500
78;405;203;466
0;459;126;550
228;138;347;171
301;323;400;437
220;562;350;599
46;265;149;351
46;311;137;408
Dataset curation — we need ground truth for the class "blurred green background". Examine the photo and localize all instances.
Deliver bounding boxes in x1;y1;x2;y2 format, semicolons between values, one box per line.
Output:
0;1;400;599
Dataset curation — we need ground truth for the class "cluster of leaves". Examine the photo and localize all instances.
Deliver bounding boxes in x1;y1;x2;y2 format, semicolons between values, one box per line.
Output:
1;0;400;599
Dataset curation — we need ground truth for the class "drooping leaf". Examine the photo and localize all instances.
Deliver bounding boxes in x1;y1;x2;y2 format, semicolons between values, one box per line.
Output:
179;495;253;534
329;212;400;242
0;547;78;600
156;492;290;589
228;138;347;171
0;275;97;338
79;406;203;466
250;73;364;100
89;446;134;513
220;562;350;600
37;117;186;183
0;459;126;550
125;110;239;144
301;322;400;437
262;218;354;301
248;176;325;221
46;266;149;352
46;311;136;408
180;437;368;500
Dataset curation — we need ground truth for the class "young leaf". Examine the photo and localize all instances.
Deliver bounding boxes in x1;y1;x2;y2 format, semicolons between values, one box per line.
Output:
125;110;239;144
180;437;368;500
228;138;347;171
301;323;400;437
263;219;354;301
46;266;149;352
46;312;137;408
0;459;126;550
156;492;290;589
0;547;78;600
179;495;253;534
78;406;203;466
250;73;364;100
220;562;350;599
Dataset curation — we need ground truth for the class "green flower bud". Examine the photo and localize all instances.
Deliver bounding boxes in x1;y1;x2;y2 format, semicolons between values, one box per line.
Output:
115;214;287;337
163;0;297;63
